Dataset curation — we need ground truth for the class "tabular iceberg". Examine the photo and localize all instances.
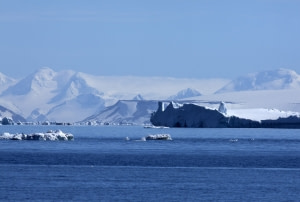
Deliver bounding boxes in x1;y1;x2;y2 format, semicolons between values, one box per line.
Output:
0;130;74;141
150;102;300;128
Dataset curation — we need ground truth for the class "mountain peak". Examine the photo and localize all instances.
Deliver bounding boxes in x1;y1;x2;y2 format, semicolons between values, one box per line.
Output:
32;67;56;86
48;71;101;104
168;88;202;100
2;67;58;96
35;67;55;73
215;68;300;94
133;94;144;100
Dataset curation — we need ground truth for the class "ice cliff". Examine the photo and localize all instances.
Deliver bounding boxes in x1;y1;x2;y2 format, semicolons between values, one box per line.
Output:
150;102;300;128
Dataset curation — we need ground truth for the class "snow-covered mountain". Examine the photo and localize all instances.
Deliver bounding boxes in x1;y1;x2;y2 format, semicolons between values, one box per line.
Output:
49;72;103;104
1;67;300;124
0;67;227;123
0;67;104;122
215;68;300;94
2;67;58;96
168;88;202;100
0;67;80;120
83;100;159;125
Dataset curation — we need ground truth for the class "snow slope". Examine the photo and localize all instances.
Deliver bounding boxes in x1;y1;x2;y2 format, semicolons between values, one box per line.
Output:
83;100;158;125
0;105;26;123
46;93;106;123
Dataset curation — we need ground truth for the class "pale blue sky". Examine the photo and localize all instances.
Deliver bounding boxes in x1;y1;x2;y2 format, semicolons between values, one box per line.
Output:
0;0;299;78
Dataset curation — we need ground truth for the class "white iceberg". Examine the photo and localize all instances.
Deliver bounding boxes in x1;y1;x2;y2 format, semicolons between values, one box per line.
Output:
145;134;172;140
0;130;74;141
151;101;300;128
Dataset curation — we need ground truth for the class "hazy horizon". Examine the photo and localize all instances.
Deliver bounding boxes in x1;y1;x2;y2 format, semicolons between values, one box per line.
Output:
1;0;300;79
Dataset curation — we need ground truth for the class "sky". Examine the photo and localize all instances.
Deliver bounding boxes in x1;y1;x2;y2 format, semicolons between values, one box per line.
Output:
0;0;300;79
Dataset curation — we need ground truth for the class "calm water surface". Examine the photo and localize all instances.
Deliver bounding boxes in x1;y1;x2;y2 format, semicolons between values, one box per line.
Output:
0;126;300;201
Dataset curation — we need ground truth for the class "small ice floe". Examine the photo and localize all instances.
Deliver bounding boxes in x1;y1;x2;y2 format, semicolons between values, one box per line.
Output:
144;125;169;129
0;130;74;141
145;134;172;141
229;138;238;142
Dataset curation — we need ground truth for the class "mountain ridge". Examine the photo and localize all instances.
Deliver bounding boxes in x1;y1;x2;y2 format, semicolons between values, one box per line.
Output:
215;68;300;94
82;100;159;125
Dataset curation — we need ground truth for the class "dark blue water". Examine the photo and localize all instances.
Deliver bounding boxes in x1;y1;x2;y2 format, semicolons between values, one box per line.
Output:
1;126;300;201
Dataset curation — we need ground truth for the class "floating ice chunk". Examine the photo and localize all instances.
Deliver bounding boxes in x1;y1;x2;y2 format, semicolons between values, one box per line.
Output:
0;132;14;140
229;138;238;142
11;133;26;140
145;134;172;140
0;130;74;141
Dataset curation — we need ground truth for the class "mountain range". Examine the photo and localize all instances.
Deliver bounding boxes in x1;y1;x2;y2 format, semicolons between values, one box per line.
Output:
0;67;299;124
0;67;226;123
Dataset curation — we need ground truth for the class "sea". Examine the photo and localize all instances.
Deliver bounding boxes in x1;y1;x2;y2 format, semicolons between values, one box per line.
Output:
0;125;300;202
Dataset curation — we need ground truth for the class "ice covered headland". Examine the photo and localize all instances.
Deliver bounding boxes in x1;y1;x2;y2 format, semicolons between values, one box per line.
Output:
0;130;74;141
